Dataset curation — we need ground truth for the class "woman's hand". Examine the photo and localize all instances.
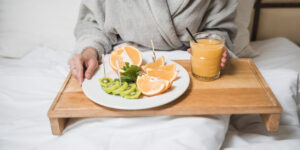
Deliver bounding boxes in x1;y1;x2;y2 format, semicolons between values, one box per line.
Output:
69;48;99;85
187;47;228;70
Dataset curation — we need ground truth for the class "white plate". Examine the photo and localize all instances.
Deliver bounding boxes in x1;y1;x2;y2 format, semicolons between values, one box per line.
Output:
82;60;190;110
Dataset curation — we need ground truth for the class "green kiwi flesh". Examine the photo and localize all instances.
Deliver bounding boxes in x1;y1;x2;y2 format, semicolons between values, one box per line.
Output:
112;82;128;95
123;89;141;99
120;83;137;97
98;77;113;87
103;80;121;94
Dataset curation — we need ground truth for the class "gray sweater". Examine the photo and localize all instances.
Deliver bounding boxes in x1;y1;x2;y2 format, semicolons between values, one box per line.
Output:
74;0;238;57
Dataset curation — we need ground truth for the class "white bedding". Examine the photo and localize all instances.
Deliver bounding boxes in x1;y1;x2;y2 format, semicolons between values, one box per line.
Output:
252;37;300;73
221;37;300;150
0;38;300;150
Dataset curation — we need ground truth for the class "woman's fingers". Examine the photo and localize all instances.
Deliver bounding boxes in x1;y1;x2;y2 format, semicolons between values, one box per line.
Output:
69;49;99;85
187;48;191;53
85;58;98;79
222;48;227;58
221;57;226;69
69;60;78;80
221;48;228;70
81;48;99;80
70;54;84;85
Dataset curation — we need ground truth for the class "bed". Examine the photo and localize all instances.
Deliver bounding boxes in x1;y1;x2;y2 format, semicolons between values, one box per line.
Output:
0;0;300;150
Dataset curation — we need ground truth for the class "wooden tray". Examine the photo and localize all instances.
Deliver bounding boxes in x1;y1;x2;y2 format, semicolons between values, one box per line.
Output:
48;59;282;135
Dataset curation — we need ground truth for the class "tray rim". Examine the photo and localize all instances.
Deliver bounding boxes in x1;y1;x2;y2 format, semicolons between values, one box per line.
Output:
48;58;282;118
48;73;72;117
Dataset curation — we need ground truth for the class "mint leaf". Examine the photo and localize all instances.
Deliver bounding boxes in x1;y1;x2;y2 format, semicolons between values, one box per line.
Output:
120;63;141;83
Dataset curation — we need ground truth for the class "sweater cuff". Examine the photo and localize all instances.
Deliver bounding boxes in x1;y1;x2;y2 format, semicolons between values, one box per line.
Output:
227;48;238;59
74;38;105;60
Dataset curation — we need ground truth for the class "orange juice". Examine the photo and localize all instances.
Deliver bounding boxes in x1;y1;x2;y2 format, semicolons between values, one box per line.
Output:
190;33;224;81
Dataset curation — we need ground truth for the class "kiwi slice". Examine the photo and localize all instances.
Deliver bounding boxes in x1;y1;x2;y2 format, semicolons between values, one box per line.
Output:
98;77;113;87
112;82;128;95
103;80;121;94
123;89;141;99
120;83;137;97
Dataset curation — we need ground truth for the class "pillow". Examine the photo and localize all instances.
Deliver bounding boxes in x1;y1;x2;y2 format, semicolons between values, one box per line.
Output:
0;0;81;58
252;37;300;73
233;0;259;58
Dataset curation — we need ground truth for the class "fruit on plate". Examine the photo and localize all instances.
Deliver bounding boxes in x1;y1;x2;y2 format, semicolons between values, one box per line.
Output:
98;77;141;99
120;83;137;97
112;81;128;95
103;80;121;94
146;63;177;83
109;46;142;72
123;89;141;99
102;47;178;98
98;77;113;87
136;74;170;96
139;57;177;95
120;62;141;83
141;56;165;72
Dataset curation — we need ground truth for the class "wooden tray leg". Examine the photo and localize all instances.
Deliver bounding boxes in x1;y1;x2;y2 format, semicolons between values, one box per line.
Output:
49;118;68;135
260;113;280;132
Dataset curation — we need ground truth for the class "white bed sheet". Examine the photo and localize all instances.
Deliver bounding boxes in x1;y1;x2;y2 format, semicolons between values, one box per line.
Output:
222;37;300;150
0;47;231;150
0;38;299;150
222;69;300;150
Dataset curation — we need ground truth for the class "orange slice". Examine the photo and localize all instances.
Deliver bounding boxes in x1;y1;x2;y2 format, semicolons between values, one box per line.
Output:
136;75;170;96
146;64;177;82
109;46;142;72
141;56;165;72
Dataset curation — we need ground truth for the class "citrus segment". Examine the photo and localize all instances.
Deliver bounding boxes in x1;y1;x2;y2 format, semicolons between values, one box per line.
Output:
146;64;177;82
136;75;169;96
109;46;142;72
141;56;165;72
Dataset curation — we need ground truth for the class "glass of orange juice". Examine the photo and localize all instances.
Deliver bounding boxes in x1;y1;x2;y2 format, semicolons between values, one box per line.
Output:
190;32;225;81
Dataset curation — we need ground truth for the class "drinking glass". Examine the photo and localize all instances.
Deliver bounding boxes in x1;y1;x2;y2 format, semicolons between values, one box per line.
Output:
190;32;225;81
